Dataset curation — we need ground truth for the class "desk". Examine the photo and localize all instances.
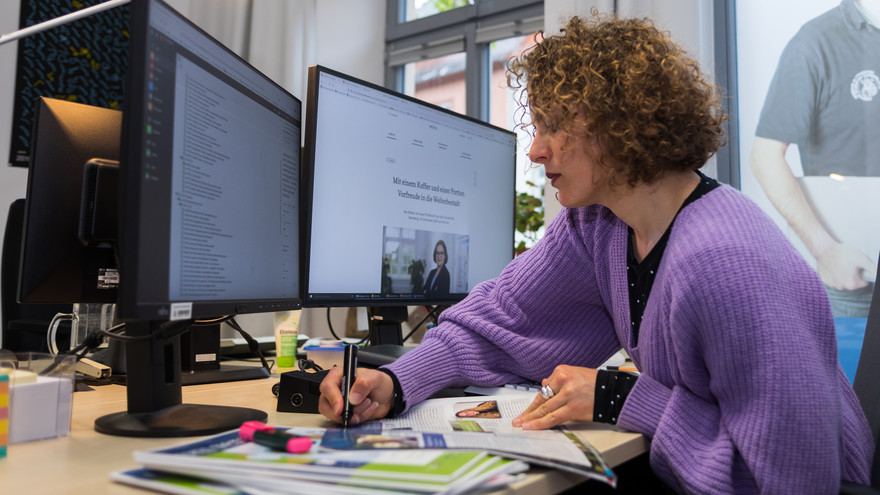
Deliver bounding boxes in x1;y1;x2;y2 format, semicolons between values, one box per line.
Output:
0;375;647;494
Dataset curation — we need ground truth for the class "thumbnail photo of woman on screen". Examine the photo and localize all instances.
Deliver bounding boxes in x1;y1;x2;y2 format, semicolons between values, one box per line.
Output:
423;240;450;296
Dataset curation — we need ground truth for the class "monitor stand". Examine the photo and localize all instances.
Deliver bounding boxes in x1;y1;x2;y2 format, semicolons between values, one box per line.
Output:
100;323;271;386
179;323;270;385
358;306;412;368
94;319;266;437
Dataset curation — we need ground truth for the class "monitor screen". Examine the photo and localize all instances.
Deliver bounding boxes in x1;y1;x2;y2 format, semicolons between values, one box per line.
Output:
301;66;516;309
18;97;122;304
118;0;303;322
90;0;302;437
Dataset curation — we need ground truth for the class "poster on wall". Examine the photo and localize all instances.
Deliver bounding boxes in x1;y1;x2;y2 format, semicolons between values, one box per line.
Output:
735;0;879;320
9;0;129;167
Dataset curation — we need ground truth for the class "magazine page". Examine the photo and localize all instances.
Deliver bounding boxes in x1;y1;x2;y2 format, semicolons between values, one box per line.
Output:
126;394;617;490
110;468;248;495
135;427;483;480
382;395;532;433
318;395;616;486
134;456;528;495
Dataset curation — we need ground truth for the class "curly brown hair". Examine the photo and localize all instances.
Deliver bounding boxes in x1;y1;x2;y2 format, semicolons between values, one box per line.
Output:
507;14;727;188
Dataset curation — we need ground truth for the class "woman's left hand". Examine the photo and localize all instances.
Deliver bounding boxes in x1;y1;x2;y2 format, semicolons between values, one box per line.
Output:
512;365;598;430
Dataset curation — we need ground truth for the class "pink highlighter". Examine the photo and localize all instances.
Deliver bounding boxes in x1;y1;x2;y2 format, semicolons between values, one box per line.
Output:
239;421;312;454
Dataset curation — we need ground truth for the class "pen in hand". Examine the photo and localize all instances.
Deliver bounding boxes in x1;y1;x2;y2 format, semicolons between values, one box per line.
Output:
239;421;312;454
341;344;358;428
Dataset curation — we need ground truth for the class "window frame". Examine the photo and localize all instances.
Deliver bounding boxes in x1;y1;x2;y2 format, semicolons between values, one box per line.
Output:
712;0;739;188
384;0;543;122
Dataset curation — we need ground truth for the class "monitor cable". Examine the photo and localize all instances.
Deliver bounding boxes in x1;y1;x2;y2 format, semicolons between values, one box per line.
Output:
222;316;272;374
400;305;443;344
325;307;343;341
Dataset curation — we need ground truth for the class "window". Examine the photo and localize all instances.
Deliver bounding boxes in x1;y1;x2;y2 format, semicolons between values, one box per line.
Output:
487;33;545;251
402;52;467;113
404;0;473;22
386;0;544;250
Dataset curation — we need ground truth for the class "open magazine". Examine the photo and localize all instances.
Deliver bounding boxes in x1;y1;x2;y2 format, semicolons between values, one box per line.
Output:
324;394;616;485
115;395;616;494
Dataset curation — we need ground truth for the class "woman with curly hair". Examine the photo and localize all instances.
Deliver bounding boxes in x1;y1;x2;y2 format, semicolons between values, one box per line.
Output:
320;15;873;493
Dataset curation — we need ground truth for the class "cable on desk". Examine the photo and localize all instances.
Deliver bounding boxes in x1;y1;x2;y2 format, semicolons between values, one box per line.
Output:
224;316;272;374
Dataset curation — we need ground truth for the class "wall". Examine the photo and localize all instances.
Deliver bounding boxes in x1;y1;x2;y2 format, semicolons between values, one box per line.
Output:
0;1;28;253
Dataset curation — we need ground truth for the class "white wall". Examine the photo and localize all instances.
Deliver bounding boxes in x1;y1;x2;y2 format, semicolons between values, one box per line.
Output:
0;0;29;244
315;0;385;84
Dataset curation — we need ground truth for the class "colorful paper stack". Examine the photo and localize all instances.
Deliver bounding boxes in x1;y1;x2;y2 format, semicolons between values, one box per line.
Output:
0;373;9;458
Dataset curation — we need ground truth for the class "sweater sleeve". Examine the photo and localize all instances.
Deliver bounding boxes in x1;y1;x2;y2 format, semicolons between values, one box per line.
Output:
386;207;624;409
617;193;873;493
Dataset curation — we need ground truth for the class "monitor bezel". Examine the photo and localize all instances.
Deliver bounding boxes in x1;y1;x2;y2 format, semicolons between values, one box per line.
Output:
300;65;516;309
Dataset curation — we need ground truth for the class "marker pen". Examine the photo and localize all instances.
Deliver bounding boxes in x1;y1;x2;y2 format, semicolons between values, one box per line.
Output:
341;344;358;428
239;421;312;454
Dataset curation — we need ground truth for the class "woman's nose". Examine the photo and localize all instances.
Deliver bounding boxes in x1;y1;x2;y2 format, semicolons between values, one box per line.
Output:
528;134;550;164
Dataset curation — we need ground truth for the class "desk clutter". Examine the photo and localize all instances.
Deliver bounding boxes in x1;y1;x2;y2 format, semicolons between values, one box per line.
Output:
115;426;528;494
0;374;6;458
112;394;618;493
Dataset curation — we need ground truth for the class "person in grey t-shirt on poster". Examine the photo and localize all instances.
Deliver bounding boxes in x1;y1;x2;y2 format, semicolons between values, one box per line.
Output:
750;0;880;317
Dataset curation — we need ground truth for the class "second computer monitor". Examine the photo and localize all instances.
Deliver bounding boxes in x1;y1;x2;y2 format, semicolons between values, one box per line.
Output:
301;66;516;310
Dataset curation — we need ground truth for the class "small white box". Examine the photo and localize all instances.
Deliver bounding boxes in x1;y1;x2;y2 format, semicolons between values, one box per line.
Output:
6;353;75;444
9;374;73;444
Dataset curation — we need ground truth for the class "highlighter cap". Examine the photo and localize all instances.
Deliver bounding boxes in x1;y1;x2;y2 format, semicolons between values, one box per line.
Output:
239;420;272;442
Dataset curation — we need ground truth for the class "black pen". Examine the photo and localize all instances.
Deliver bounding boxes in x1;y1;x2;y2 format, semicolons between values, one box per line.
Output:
341;344;357;428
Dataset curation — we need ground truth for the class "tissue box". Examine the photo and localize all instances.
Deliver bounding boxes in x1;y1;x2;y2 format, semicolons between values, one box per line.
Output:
8;353;75;444
9;374;74;444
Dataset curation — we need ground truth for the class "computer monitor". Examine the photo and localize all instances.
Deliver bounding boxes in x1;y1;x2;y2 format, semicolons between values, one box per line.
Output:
18;97;122;305
95;0;303;436
301;66;516;350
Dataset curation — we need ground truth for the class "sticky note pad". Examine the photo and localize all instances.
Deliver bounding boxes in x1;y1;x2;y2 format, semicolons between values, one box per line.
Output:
0;373;9;458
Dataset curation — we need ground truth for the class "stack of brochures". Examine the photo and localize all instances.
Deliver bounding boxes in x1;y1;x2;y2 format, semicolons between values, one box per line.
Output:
112;395;617;494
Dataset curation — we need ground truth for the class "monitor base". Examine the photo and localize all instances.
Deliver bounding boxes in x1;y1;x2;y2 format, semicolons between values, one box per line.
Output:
94;403;266;437
181;364;270;385
358;344;413;368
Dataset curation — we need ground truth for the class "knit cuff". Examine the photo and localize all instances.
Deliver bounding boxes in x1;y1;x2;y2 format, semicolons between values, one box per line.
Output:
384;336;464;412
615;372;672;437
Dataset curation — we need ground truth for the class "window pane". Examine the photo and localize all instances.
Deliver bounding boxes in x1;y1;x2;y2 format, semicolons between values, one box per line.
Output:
404;0;472;22
401;52;467;115
488;33;544;251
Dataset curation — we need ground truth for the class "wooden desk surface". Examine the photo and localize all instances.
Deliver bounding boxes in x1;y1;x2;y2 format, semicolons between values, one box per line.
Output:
0;374;647;494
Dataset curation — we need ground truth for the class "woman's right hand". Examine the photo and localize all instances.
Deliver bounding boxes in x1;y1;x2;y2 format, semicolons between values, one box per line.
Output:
318;367;395;425
815;241;875;290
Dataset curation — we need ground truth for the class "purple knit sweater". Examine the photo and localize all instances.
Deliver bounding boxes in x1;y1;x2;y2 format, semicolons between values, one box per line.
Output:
386;184;874;493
